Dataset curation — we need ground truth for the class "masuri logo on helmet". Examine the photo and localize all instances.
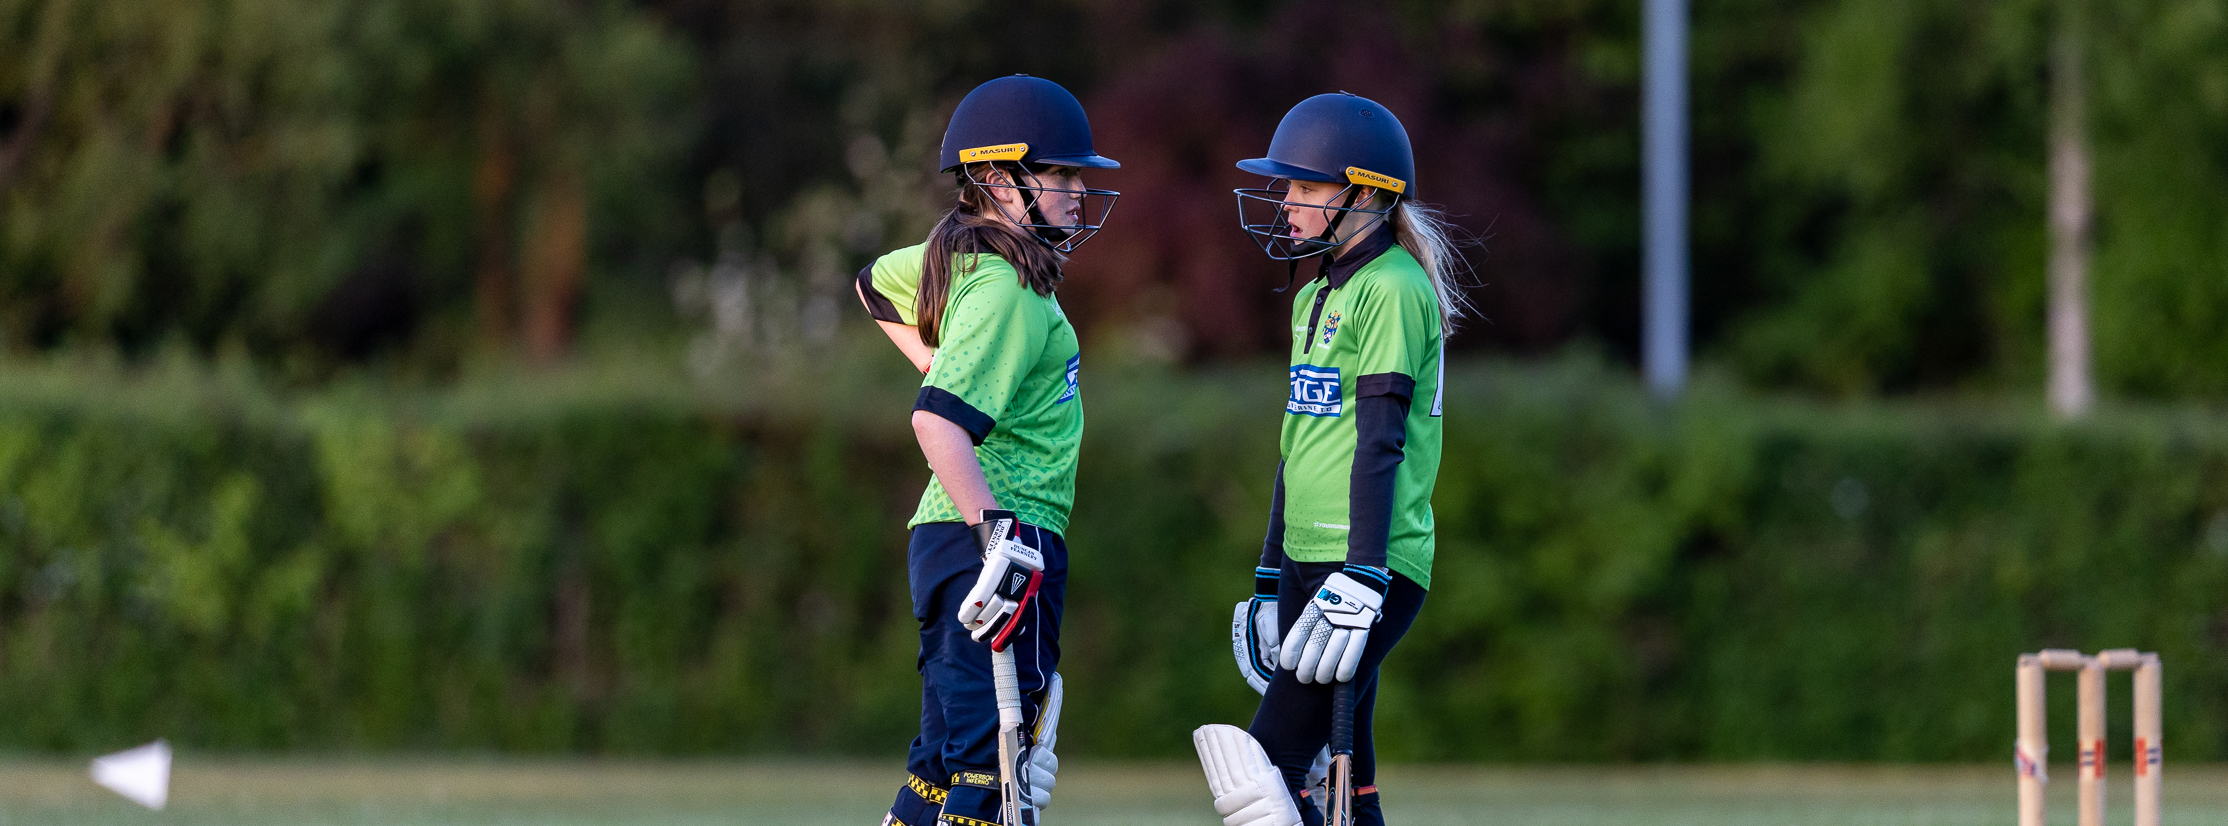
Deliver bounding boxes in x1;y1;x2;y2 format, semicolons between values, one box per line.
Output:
960;143;1031;164
1343;166;1406;195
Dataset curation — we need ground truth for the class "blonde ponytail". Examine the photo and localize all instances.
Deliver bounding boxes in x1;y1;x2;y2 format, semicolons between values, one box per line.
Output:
1389;200;1476;338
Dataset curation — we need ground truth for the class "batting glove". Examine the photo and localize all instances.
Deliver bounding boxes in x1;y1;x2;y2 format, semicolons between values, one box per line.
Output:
1231;566;1281;694
1022;672;1064;814
1278;565;1389;684
957;510;1045;643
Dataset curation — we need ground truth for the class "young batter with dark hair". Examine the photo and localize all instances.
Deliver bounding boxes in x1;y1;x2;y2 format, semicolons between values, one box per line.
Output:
857;75;1118;826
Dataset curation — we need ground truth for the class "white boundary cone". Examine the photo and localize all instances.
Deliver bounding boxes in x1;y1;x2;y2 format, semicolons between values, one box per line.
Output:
91;739;171;810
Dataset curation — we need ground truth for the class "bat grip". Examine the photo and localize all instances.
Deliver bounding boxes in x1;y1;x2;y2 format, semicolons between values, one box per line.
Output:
993;647;1023;729
1331;680;1355;757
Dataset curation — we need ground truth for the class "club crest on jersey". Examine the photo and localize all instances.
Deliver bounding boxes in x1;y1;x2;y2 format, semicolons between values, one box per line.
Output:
1287;364;1341;417
1055;354;1079;403
1320;310;1342;346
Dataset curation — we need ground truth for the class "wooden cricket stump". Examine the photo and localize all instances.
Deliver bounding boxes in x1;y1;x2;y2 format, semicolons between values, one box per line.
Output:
2016;649;2161;826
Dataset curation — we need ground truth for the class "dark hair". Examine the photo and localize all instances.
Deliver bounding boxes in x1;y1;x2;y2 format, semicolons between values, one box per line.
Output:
915;162;1066;347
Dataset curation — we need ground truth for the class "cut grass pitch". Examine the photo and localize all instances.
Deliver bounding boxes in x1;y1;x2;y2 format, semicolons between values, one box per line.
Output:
3;759;2226;825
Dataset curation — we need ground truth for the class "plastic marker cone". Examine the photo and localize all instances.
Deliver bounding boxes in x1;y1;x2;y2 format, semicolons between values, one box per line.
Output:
90;740;170;810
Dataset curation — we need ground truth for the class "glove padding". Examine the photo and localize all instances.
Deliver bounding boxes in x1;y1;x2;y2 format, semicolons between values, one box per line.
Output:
1194;724;1302;826
1277;568;1388;684
957;511;1045;643
1230;566;1282;694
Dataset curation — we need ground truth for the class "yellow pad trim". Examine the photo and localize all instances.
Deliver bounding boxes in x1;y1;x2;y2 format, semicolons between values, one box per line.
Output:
960;143;1029;163
940;815;1001;826
1345;166;1406;194
907;773;949;804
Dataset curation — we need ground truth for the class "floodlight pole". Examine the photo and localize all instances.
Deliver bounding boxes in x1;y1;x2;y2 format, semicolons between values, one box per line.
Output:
2047;0;2094;419
1643;0;1689;399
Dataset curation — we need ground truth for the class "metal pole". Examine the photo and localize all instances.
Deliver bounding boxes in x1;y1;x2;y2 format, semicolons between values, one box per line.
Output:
2047;0;2093;418
1643;0;1689;398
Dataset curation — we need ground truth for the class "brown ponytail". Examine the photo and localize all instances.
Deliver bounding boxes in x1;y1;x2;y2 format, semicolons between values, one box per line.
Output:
915;162;1067;346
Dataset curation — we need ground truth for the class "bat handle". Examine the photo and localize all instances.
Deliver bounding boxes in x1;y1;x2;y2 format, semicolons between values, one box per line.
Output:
993;647;1023;825
1331;681;1354;756
1328;680;1356;826
993;647;1022;728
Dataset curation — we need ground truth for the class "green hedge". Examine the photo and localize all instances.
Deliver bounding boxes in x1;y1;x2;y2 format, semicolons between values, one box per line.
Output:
3;356;2226;761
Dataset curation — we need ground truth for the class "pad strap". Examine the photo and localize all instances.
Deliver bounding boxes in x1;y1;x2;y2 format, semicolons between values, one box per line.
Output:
907;773;949;804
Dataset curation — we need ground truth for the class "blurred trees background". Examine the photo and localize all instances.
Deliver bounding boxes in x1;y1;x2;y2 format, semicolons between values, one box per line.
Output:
1;0;2224;396
9;359;2228;759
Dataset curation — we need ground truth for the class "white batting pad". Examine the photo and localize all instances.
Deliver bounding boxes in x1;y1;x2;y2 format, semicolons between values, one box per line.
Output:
1193;724;1301;826
90;739;171;810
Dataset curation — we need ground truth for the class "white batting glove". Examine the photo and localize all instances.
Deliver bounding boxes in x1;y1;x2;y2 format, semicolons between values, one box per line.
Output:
957;510;1045;643
1277;567;1389;684
1231;567;1281;694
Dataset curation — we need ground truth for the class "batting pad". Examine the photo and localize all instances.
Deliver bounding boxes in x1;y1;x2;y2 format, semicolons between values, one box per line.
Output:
1026;672;1064;813
1193;724;1302;826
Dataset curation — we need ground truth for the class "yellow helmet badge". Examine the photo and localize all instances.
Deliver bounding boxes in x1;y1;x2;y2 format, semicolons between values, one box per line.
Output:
1344;166;1406;194
960;143;1030;163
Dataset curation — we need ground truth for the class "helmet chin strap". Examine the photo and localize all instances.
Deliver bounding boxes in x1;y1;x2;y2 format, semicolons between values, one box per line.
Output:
1003;162;1071;251
1275;186;1363;293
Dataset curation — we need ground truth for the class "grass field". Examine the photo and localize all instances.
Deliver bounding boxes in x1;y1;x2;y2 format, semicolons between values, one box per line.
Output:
6;759;2228;826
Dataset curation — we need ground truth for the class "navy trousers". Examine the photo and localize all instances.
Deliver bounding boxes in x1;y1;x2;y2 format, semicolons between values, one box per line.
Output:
1248;559;1427;826
887;521;1067;826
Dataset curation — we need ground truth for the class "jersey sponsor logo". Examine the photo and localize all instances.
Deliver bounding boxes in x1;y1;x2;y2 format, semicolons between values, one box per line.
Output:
1320;310;1341;347
1313;521;1350;530
1287;364;1342;416
1055;354;1079;403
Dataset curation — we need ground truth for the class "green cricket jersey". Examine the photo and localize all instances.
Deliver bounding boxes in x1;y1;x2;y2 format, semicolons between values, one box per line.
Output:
1270;228;1443;588
858;243;1083;534
858;245;925;326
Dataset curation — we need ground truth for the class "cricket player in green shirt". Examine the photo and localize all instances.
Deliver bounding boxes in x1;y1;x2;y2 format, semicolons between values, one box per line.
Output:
1194;93;1471;826
857;75;1117;826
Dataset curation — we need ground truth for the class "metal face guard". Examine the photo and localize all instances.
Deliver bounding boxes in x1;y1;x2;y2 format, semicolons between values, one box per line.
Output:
963;163;1120;254
1234;179;1393;262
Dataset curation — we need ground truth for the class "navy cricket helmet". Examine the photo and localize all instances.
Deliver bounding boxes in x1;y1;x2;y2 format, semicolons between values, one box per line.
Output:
1235;92;1413;264
939;75;1120;172
940;75;1121;253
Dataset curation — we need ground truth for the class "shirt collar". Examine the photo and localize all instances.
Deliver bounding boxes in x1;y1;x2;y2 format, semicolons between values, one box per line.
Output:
1320;222;1395;290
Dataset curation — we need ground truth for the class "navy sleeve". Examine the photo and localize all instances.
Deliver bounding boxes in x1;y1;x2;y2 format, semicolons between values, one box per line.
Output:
856;266;903;323
1346;372;1413;570
1258;461;1288;570
915;386;994;446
